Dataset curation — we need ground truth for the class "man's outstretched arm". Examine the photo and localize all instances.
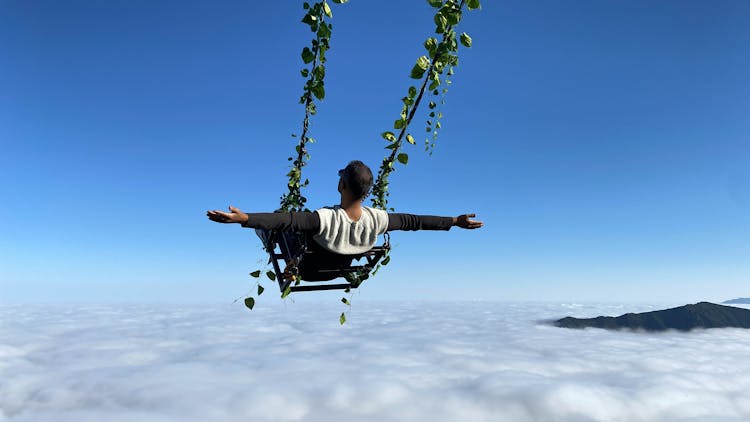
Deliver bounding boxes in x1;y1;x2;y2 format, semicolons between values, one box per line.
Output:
207;206;320;231
387;213;483;231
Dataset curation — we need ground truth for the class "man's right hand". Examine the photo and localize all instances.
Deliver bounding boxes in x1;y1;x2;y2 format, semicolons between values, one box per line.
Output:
207;206;249;225
454;213;483;229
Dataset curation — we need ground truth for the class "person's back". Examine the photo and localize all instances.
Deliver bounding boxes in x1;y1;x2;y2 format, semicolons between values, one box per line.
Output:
314;205;389;255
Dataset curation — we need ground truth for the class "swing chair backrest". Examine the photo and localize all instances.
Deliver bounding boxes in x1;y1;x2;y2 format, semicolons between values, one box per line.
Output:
256;229;390;293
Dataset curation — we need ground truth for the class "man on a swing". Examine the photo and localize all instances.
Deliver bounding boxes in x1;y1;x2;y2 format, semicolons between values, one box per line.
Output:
207;160;483;251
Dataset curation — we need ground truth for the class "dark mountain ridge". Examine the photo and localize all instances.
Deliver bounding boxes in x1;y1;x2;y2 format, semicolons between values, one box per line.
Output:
555;302;750;331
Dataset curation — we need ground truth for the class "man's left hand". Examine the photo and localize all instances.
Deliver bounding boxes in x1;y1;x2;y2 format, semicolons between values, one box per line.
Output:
454;213;483;229
207;206;249;224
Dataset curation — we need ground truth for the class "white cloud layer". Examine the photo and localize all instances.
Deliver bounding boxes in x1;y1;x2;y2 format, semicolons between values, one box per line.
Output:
2;301;750;422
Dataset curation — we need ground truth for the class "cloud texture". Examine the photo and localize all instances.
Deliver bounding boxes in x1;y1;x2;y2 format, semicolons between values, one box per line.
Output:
2;301;750;422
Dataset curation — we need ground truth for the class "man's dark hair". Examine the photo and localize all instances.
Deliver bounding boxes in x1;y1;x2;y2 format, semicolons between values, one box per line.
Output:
339;160;373;200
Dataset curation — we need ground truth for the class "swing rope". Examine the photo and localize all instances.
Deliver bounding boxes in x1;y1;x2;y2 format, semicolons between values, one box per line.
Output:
279;1;343;212
372;0;470;211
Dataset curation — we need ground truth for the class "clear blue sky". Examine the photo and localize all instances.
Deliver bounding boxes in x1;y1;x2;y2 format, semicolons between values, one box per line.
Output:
1;0;748;303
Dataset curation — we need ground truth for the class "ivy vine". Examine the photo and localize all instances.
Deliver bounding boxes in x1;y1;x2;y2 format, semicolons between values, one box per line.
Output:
247;0;348;310
279;0;349;212
371;0;480;212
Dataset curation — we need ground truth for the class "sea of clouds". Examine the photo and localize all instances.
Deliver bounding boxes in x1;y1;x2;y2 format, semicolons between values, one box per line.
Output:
2;300;750;422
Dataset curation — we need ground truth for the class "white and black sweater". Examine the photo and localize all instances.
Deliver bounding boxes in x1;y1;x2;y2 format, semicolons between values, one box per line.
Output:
241;206;454;255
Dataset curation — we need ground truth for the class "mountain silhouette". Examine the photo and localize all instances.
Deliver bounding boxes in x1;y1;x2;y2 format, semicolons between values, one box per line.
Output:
555;302;750;331
723;298;750;304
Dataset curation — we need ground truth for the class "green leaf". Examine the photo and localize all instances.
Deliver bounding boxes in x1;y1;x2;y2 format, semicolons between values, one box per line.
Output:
249;270;261;278
266;270;277;281
301;13;317;26
257;285;265;295
411;56;430;79
244;297;255;310
429;101;437;109
331;0;348;3
381;255;391;266
317;23;331;39
460;32;472;48
313;65;325;80
410;65;426;80
323;1;332;17
381;131;396;142
427;0;442;7
319;46;327;63
394;119;406;130
406;134;416;145
408;86;417;98
397;153;408;165
424;37;438;57
281;286;292;299
467;0;481;10
301;47;315;64
311;83;325;100
441;7;461;25
300;68;309;78
410;56;431;79
339;312;346;325
434;13;448;33
341;297;350;305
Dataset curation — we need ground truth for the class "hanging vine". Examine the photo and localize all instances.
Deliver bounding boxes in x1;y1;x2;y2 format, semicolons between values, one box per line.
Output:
279;0;348;212
371;0;480;212
246;0;348;310
342;0;480;323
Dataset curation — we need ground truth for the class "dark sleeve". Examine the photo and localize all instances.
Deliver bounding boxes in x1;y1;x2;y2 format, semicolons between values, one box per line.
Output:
240;211;320;232
387;213;454;231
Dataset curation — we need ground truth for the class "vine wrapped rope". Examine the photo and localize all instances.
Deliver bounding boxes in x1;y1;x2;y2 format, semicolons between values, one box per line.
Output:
371;0;480;211
280;0;348;212
360;0;480;296
251;0;348;304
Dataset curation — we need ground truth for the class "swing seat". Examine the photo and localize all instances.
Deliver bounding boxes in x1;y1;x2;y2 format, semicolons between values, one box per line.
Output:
255;229;390;293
